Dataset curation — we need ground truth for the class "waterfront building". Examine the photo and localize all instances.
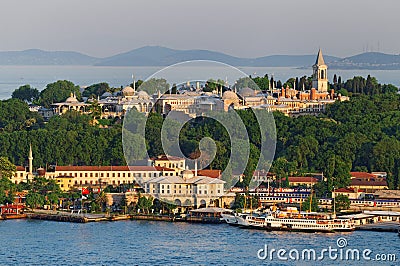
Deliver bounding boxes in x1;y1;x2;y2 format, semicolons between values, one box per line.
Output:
145;167;225;208
46;165;164;189
349;172;388;193
332;187;365;200
151;154;186;176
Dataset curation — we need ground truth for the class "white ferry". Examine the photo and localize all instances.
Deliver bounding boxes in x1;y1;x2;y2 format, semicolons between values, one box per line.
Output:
237;207;355;232
220;212;240;225
221;211;262;227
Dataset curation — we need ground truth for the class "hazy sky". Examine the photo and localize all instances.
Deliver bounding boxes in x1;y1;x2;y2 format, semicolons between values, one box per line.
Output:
1;0;399;58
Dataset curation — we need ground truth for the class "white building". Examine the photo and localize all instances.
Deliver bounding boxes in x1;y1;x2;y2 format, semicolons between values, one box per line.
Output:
145;168;225;208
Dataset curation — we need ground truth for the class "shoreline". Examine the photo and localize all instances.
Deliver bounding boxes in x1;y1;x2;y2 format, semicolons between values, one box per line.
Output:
2;211;398;233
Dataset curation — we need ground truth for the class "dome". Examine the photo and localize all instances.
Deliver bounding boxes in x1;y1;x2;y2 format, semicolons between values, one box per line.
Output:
238;87;255;97
122;86;135;96
222;91;239;100
182;167;194;179
137;90;150;99
65;92;78;103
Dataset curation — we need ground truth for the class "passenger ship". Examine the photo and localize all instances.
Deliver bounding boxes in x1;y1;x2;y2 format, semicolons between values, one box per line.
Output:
235;207;355;232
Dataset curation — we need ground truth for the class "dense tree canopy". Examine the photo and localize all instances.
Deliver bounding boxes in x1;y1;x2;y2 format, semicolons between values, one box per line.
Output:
1;77;400;196
11;84;39;102
0;99;43;132
39;80;81;107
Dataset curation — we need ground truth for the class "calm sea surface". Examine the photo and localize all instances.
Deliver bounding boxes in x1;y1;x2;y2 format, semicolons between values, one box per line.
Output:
1;65;400;100
0;219;398;265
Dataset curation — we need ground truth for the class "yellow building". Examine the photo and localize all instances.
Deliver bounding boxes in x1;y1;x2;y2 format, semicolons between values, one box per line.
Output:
152;155;186;176
55;176;75;191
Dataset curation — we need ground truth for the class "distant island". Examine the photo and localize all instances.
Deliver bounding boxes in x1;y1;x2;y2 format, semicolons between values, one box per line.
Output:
1;46;400;69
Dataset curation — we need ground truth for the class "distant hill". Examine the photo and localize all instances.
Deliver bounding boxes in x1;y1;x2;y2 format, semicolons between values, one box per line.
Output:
2;47;400;69
329;52;400;70
0;49;98;65
95;46;340;67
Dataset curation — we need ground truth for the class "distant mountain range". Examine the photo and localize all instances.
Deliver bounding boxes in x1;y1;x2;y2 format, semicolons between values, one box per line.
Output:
0;49;98;65
1;46;400;69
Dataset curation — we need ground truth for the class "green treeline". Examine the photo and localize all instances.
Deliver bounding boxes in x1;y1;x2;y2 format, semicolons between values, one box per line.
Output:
1;76;400;193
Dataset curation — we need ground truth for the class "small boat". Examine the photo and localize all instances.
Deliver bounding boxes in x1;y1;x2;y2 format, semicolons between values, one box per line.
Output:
221;212;239;225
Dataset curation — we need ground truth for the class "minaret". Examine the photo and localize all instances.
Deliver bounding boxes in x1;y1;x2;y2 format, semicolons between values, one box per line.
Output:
28;144;33;174
312;49;328;92
194;159;198;177
132;74;136;93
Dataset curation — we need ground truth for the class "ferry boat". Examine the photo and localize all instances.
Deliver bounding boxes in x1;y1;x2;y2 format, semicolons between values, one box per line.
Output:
220;212;240;225
221;211;261;226
237;207;355;232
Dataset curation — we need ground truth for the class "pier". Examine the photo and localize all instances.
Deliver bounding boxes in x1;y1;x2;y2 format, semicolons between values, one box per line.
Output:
26;210;130;223
355;221;399;232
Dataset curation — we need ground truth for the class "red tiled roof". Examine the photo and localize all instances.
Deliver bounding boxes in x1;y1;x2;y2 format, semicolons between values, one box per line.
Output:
55;166;160;172
281;177;319;183
334;188;359;193
152;155;184;161
193;169;221;178
154;166;176;171
16;166;25;171
350;179;388;187
350;172;376;179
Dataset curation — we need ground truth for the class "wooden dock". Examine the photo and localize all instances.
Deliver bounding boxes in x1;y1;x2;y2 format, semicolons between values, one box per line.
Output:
26;211;131;223
130;214;175;222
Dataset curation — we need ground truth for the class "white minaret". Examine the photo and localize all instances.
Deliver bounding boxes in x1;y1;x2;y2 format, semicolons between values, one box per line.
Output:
194;159;198;177
132;74;136;93
28;144;33;174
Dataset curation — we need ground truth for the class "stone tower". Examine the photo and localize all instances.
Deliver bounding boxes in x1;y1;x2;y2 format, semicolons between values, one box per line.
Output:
312;49;328;92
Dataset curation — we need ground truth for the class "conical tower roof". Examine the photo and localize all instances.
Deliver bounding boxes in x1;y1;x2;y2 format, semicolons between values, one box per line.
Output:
315;49;325;65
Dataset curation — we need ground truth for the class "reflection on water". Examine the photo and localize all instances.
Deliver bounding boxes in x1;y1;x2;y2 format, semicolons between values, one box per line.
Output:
0;220;398;265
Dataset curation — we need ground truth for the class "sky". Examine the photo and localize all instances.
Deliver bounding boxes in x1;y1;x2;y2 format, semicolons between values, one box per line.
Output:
1;0;399;58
